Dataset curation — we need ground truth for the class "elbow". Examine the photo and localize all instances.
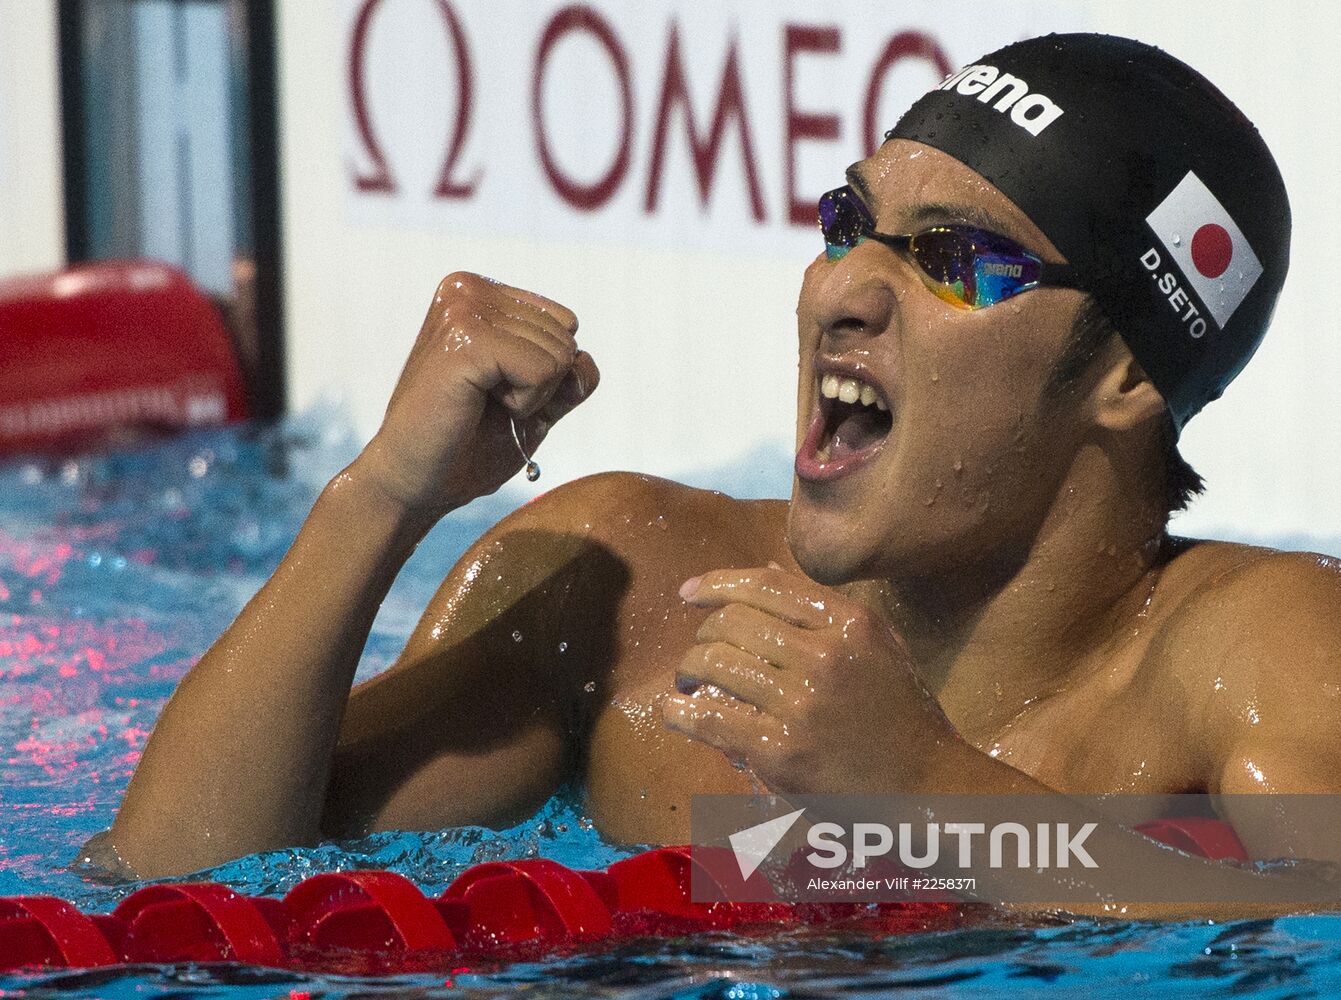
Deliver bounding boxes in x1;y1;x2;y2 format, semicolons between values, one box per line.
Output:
69;828;142;883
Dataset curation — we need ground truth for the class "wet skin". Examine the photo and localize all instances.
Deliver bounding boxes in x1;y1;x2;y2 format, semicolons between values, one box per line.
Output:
90;142;1341;914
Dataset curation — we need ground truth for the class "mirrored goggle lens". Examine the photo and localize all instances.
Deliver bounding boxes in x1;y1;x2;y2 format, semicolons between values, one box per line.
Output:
909;229;976;307
910;228;1043;310
818;187;872;260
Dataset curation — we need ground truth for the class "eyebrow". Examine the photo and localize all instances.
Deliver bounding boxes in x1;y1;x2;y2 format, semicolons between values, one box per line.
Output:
844;165;878;208
906;201;1022;241
844;164;1030;246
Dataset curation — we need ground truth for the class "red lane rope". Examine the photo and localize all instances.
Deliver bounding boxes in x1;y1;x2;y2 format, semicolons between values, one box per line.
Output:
0;821;1248;974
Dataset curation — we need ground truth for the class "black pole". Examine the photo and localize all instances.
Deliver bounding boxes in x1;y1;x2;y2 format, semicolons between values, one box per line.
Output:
244;0;286;422
57;0;88;264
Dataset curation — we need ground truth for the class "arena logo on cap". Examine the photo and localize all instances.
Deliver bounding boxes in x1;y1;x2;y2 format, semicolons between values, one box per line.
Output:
936;64;1064;136
1142;171;1263;335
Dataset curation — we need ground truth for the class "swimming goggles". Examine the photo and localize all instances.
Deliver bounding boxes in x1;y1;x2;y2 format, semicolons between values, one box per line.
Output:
817;185;1083;310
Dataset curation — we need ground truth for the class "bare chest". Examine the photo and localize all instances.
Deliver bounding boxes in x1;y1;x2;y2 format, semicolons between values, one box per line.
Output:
580;577;767;843
581;598;1209;847
964;644;1204;795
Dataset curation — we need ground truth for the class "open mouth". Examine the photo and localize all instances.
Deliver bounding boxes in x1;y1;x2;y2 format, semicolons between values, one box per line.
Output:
796;372;894;481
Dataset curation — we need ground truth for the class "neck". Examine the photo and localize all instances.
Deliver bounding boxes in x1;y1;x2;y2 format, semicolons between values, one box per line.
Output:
866;443;1169;744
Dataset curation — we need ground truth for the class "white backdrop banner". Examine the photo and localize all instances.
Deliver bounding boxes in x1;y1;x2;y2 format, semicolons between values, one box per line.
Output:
341;0;1085;253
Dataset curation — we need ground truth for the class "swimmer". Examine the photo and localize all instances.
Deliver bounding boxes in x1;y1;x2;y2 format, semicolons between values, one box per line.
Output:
84;34;1341;914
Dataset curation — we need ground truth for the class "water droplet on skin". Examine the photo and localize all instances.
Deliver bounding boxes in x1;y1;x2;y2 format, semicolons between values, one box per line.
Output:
558;641;568;653
639;788;648;800
512;630;523;642
583;680;595;693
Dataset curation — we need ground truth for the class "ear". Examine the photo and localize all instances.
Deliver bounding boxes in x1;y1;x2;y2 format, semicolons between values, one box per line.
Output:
1087;346;1167;433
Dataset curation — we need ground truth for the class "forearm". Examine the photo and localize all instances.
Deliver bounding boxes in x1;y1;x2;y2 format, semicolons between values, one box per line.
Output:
106;452;438;877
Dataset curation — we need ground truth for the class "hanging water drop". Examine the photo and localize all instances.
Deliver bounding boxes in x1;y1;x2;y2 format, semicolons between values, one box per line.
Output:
511;417;541;482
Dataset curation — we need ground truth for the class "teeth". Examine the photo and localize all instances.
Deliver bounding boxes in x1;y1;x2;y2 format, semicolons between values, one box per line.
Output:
819;372;888;412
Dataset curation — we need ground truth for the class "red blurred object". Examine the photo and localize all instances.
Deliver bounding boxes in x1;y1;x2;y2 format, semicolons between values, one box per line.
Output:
602;845;788;932
0;818;1252;974
0;260;248;456
1134;816;1250;862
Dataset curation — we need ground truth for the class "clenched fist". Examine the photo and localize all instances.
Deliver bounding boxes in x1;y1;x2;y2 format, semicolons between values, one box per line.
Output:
360;272;599;518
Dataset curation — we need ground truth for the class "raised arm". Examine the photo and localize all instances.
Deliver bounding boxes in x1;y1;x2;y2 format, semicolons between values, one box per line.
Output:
80;273;599;879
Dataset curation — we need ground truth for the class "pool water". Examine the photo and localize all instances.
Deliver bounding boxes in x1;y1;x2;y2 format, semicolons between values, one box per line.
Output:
2;409;1341;998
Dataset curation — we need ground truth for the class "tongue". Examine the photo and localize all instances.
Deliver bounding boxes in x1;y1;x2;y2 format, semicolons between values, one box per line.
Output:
830;409;887;459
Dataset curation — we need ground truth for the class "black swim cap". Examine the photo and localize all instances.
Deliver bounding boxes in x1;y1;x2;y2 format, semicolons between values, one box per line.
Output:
887;33;1290;431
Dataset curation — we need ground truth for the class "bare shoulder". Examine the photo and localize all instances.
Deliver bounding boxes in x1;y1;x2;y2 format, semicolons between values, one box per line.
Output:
435;471;702;571
516;470;789;556
1151;539;1341;719
509;470;746;521
398;471;788;648
1159;539;1341;640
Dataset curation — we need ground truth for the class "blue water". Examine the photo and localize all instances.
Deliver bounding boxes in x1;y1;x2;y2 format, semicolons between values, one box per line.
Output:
2;409;1341;998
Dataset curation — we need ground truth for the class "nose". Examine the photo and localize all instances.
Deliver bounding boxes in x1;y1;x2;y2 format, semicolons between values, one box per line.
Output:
801;246;900;347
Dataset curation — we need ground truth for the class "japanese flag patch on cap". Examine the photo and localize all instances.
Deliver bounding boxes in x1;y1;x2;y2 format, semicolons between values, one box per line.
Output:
1146;171;1264;329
